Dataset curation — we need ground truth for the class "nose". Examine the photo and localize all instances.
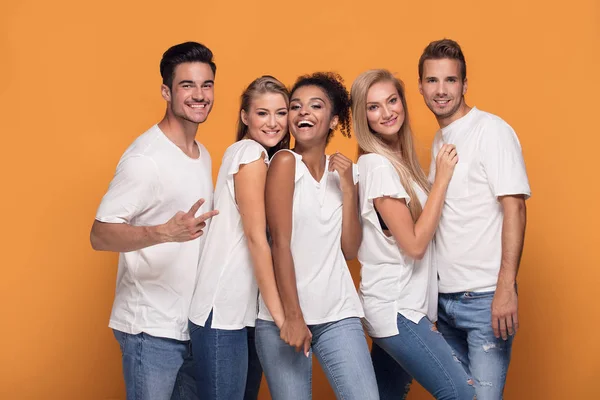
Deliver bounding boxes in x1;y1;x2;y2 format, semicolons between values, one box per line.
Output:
382;105;392;120
298;105;310;116
267;114;277;128
192;87;205;102
435;82;447;97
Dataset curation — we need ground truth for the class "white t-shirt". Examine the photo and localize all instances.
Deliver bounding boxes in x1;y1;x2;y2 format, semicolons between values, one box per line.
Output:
189;140;269;330
258;150;364;324
95;125;214;341
429;107;531;293
357;154;437;338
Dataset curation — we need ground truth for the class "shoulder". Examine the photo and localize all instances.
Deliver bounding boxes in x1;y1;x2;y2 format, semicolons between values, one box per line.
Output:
358;153;393;171
474;109;516;136
270;149;299;167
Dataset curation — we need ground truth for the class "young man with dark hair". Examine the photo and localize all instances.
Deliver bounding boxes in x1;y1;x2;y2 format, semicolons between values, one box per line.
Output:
419;38;531;400
90;41;218;400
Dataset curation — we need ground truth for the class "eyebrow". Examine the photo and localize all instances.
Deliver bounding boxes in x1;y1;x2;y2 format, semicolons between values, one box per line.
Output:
367;93;397;105
177;79;214;86
290;97;325;103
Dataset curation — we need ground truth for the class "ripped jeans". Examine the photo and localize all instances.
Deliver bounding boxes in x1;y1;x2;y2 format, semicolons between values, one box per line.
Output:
438;291;514;400
371;314;475;400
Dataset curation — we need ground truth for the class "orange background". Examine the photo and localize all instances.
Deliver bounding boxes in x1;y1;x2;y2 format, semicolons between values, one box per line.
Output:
1;0;598;398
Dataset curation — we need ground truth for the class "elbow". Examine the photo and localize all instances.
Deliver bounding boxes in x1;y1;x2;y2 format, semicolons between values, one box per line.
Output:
90;222;106;251
402;245;426;261
344;249;358;261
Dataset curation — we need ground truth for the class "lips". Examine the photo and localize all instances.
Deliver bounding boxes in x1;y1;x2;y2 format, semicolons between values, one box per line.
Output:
296;120;315;129
262;129;280;136
382;116;398;126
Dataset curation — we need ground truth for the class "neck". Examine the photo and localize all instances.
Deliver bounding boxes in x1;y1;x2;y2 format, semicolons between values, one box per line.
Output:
380;132;400;150
437;99;471;129
157;111;199;155
293;139;327;172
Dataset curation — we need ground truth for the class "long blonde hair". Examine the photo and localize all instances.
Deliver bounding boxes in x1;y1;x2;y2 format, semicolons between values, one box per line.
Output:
351;69;430;221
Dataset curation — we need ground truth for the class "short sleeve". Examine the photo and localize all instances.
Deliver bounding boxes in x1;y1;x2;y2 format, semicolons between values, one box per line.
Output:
352;163;359;185
480;122;531;199
359;154;410;205
227;140;268;177
95;155;160;224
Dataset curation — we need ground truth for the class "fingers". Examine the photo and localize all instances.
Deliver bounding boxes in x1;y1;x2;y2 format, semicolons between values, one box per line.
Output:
187;198;205;216
329;152;352;172
492;315;500;339
194;209;219;224
303;335;311;358
512;311;519;333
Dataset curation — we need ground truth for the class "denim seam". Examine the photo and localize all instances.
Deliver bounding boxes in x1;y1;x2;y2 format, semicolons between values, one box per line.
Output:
135;334;143;400
398;317;460;399
213;328;219;399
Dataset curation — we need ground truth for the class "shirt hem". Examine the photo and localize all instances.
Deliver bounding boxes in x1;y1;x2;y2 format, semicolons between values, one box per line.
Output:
109;320;189;341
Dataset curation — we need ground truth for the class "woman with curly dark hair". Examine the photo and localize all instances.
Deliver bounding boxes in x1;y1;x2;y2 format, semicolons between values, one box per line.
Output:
254;72;379;400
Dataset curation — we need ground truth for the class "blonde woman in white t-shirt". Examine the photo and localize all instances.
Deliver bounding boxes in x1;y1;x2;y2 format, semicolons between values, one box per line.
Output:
254;72;379;400
187;76;290;399
352;69;475;400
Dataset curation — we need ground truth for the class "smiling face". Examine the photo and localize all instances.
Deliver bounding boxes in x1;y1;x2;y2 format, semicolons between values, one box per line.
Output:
419;58;468;127
288;85;338;146
366;80;405;143
241;92;288;149
161;61;215;125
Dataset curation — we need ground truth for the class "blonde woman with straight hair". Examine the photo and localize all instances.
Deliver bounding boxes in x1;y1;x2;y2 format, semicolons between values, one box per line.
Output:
352;69;475;400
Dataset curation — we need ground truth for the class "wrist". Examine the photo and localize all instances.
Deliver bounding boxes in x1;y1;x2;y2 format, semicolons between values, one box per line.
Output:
151;224;170;244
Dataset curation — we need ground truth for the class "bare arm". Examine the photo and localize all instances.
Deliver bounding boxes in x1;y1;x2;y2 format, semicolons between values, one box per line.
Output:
491;195;527;340
266;151;311;355
329;153;361;260
235;158;285;328
90;199;217;252
375;144;458;260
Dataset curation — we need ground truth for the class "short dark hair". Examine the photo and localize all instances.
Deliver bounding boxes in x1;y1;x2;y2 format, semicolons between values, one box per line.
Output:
160;42;216;88
290;72;352;139
418;39;466;82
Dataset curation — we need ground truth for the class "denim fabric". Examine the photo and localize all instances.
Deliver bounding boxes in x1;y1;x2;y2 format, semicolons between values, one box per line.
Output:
255;317;379;400
438;291;514;400
113;330;198;400
188;312;262;400
372;314;475;399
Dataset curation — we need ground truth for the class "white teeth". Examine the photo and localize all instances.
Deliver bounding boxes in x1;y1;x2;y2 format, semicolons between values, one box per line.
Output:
189;104;206;108
297;120;314;128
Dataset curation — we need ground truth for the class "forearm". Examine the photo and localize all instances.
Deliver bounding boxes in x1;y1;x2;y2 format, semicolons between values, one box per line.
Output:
410;180;449;255
497;199;527;288
340;187;361;260
90;220;167;252
271;242;304;321
247;236;285;326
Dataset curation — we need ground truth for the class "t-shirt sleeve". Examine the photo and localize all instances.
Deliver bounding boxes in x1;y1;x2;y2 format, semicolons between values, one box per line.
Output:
227;141;268;176
361;156;410;205
480;122;531;199
95;155;160;224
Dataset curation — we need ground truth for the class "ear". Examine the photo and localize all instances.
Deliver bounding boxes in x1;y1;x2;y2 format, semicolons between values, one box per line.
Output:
418;79;423;95
241;109;249;126
161;84;171;102
330;115;339;130
462;77;468;96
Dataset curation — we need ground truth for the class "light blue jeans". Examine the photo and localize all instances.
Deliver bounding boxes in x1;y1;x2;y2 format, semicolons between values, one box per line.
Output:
188;311;262;400
255;317;379;400
371;314;475;400
113;330;198;400
438;291;514;400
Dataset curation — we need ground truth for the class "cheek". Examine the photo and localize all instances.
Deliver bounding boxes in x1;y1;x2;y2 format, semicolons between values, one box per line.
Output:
366;112;379;128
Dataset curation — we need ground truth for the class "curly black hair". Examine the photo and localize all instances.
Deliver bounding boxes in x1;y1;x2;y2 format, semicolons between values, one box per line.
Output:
290;72;352;139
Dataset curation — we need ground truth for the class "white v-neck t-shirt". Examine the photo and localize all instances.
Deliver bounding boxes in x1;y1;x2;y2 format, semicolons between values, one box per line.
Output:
95;124;214;341
188;139;268;329
258;150;363;325
428;107;531;293
357;154;437;338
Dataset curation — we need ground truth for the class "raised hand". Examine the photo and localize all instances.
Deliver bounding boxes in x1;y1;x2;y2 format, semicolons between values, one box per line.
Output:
161;198;219;242
434;144;458;184
329;152;355;194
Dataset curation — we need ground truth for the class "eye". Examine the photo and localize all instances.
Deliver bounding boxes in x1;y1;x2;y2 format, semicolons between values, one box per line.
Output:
447;78;456;83
367;105;378;111
182;84;192;88
290;104;300;110
427;78;436;83
202;82;213;88
277;111;288;117
257;111;268;116
311;103;322;109
389;97;398;104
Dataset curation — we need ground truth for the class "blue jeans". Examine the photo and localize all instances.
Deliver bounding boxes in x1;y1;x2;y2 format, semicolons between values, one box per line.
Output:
113;330;198;400
371;314;475;400
438;291;514;400
255;317;379;400
188;312;262;400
